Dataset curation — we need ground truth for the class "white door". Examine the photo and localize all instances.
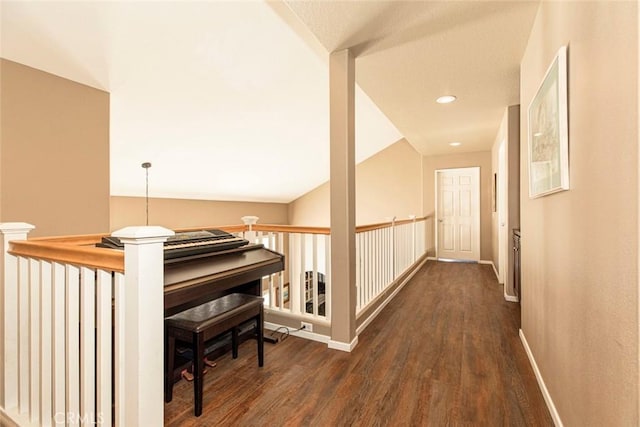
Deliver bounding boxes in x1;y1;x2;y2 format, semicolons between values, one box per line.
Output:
436;167;480;261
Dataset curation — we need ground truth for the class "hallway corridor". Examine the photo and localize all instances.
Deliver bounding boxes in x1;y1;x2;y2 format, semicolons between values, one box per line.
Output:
165;260;553;426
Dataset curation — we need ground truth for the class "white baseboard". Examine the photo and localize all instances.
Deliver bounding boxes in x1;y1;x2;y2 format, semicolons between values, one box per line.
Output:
356;256;429;336
328;336;359;352
479;259;500;281
504;293;519;303
265;321;358;352
426;256;438;261
519;329;563;427
264;321;329;344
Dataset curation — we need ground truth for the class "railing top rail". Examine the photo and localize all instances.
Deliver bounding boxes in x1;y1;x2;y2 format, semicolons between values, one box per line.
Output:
29;233;106;245
226;216;433;235
176;224;247;234
6;214;432;270
9;240;124;272
356;215;431;233
253;224;331;235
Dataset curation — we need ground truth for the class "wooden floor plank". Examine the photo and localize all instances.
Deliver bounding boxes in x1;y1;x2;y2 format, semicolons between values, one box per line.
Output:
165;260;553;426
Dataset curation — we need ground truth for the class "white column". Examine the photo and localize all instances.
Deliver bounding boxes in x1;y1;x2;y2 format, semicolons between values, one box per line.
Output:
111;226;173;427
0;223;35;410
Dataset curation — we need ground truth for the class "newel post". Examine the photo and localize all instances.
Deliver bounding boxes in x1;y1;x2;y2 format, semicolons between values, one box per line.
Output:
241;216;259;243
0;223;35;411
111;226;174;427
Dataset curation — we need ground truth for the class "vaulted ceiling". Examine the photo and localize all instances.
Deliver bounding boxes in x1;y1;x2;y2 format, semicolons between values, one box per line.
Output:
0;0;539;203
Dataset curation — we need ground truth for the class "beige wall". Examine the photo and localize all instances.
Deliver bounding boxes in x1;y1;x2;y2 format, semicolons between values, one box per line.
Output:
289;138;423;226
422;151;493;260
111;196;288;231
0;59;110;237
520;2;638;425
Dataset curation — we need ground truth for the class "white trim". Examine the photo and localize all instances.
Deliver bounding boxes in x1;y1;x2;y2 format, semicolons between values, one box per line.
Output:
264;321;329;344
426;256;438;261
479;260;519;303
435;167;481;261
504;293;519;303
356;256;428;336
519;329;563;427
479;260;499;280
328;336;359;352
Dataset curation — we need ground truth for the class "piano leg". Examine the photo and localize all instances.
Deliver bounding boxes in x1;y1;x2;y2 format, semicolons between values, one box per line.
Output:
232;327;239;359
257;307;264;367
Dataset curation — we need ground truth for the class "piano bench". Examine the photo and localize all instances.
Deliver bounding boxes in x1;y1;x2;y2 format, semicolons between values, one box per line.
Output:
164;293;264;417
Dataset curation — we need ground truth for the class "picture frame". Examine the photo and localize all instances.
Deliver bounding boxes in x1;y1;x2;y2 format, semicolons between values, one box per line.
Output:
528;45;569;198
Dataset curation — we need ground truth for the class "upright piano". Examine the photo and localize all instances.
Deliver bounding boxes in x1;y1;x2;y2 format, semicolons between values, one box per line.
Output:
164;243;284;316
98;229;285;316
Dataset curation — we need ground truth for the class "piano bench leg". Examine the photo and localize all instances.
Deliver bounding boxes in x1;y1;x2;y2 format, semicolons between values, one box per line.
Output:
194;332;205;417
257;309;264;367
232;327;239;359
165;333;176;403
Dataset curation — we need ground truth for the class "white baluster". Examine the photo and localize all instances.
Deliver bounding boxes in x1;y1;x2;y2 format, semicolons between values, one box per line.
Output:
96;270;112;427
52;262;66;423
80;266;95;427
66;264;80;426
39;261;53;426
113;272;125;426
0;222;34;413
29;259;41;423
241;216;259;243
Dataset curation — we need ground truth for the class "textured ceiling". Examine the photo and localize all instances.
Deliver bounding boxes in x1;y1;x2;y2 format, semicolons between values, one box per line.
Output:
0;0;540;202
284;0;540;155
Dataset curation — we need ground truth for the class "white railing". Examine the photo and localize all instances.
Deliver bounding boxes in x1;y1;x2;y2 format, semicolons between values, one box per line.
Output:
0;216;428;426
355;216;427;313
0;224;171;427
240;225;331;323
235;217;428;323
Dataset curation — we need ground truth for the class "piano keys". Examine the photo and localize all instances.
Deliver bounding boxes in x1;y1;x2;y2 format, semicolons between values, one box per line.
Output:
97;228;250;260
96;228;284;316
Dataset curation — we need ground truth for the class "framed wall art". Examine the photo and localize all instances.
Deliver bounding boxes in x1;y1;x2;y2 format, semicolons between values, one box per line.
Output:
528;45;569;198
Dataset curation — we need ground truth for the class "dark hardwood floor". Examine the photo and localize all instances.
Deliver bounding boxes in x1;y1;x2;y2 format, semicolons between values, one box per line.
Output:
165;260;553;426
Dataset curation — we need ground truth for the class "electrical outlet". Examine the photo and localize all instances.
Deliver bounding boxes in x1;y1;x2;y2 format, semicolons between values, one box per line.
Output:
301;321;313;332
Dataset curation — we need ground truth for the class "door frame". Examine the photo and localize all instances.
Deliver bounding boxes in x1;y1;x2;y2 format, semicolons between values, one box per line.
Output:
498;141;508;283
434;167;481;262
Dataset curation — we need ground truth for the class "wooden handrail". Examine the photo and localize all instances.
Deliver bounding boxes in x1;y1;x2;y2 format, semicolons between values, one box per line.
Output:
6;214;432;270
253;224;330;235
237;216;432;235
177;224;247;234
356;216;431;233
9;240;124;272
29;233;106;245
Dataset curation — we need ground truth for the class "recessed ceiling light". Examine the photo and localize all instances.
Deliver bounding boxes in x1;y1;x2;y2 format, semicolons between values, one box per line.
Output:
436;95;457;104
449;141;462;147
